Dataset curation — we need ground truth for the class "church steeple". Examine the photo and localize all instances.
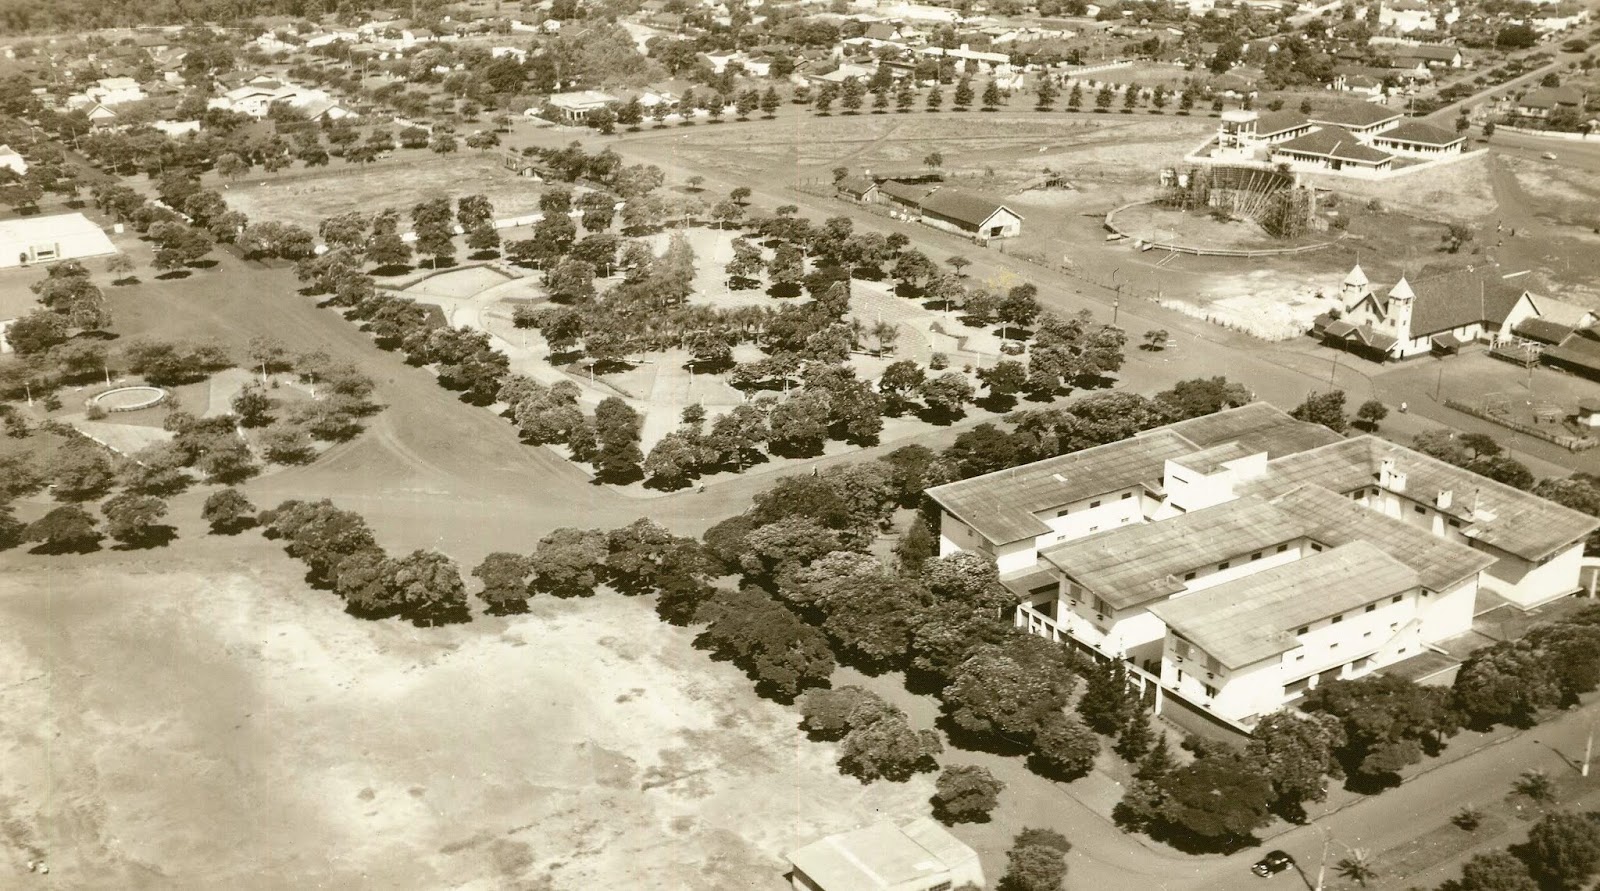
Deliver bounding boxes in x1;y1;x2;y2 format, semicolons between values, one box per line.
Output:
1386;276;1415;339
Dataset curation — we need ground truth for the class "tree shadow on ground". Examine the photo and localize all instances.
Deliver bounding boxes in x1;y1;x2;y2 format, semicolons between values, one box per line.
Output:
155;270;193;280
111;526;179;550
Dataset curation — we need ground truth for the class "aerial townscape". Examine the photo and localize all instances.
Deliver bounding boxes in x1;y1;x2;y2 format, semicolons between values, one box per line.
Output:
8;0;1600;888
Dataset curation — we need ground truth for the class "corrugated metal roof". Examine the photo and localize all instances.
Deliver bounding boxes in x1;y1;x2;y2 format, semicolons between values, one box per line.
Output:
1253;436;1600;561
926;430;1199;545
1155;402;1344;458
1042;497;1303;610
1150;542;1418;669
1308;102;1403;128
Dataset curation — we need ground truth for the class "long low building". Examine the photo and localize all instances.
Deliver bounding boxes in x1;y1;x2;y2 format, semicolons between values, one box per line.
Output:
0;212;117;269
930;402;1598;730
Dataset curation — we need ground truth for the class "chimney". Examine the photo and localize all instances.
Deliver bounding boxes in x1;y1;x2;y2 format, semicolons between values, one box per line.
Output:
1379;457;1407;493
1436;489;1453;510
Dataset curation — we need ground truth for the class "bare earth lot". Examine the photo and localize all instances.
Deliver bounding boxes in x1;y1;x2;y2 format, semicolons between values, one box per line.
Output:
0;539;932;890
224;154;546;232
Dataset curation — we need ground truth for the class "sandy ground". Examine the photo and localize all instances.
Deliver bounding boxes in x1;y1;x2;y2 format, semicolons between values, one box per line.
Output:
0;538;934;890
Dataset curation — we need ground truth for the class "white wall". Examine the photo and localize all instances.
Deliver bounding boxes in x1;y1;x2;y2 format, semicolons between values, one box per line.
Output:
1481;541;1585;608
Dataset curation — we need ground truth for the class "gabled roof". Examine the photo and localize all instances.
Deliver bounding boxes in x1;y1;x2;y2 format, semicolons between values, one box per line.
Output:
1251;436;1600;561
1519;86;1584;109
1526;293;1594;329
1254;109;1310;136
1307;102;1403;128
1375;120;1464;146
1265;484;1494;592
1275;126;1394;164
1391;44;1460;62
1513;317;1575;345
878;180;935;205
1150;542;1418;670
1042;496;1303;610
836;174;878;197
1544;329;1600;375
1154;402;1344;458
927;429;1199;545
917;187;1021;228
1399;266;1525;335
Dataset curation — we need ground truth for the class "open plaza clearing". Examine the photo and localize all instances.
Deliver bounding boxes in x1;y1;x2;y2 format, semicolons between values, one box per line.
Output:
0;537;931;889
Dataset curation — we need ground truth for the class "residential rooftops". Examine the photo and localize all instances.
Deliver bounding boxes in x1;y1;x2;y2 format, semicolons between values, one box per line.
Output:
1150;541;1419;669
1253;109;1310;136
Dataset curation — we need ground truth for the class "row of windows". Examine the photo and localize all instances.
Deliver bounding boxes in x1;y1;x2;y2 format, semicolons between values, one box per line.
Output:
1179;543;1293;581
1055;491;1135;518
1295;595;1406;636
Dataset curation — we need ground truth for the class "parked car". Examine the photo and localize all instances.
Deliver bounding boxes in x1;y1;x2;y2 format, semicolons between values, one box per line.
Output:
1542;152;1559;160
1252;850;1295;878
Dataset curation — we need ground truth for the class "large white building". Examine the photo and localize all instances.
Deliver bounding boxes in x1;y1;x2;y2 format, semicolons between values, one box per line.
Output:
0;212;117;269
928;403;1598;729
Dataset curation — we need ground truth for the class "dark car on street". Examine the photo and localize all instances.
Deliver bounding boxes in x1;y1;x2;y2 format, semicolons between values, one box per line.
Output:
1252;850;1294;878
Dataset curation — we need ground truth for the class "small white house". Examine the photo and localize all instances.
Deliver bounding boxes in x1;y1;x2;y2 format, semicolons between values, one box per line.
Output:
0;144;27;176
0;212;118;269
787;819;984;891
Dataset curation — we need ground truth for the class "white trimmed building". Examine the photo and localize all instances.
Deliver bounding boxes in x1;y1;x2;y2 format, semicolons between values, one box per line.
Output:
931;403;1599;729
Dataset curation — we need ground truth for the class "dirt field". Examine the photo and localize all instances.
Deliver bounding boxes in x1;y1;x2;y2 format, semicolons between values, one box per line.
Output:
625;113;1215;189
224;154;547;232
0;538;933;890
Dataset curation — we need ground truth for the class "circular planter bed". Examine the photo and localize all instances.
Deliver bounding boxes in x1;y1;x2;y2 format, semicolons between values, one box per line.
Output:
89;386;168;413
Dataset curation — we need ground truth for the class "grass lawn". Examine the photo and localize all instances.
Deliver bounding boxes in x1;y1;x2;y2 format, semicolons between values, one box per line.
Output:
222;153;550;232
0;533;934;889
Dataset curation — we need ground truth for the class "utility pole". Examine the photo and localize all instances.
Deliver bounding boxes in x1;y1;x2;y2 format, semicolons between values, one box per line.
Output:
1585;718;1595;777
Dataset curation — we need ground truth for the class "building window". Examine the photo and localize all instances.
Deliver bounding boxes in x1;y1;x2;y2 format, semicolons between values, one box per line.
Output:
1392;595;1402;603
1295;653;1305;661
1414;505;1426;514
1332;615;1342;624
1203;684;1217;698
1251;552;1262;561
1448;519;1461;528
1122;492;1132;500
1365;604;1376;613
1330;642;1339;649
1090;500;1101;509
1056;508;1069;517
1219;561;1230;571
1311;543;1323;552
1183;571;1196;581
1277;544;1289;553
1297;626;1309;635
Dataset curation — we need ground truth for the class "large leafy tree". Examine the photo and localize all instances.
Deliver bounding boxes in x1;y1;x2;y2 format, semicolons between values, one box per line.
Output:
837;707;943;781
473;552;533;614
1525;811;1600;890
932;764;1005;823
101;492;170;546
1156;751;1274;848
695;587;835;701
531;527;609;597
24;504;101;553
1453;640;1561;729
1245;711;1346;820
1301;675;1458;784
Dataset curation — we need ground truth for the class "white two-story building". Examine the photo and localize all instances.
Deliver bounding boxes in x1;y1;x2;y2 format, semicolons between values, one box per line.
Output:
933;402;1596;730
